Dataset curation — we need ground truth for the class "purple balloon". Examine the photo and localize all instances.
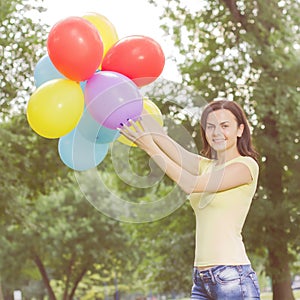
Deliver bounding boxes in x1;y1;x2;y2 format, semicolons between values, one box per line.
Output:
84;71;143;129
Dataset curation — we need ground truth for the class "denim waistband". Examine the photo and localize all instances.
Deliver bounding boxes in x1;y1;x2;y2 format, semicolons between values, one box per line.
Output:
193;265;251;284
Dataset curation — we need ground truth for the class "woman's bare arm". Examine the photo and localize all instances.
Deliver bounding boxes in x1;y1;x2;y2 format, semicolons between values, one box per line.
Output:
141;110;202;175
120;119;252;194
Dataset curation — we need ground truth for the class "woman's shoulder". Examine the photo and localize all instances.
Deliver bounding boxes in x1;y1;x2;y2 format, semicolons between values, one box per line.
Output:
230;156;259;179
232;156;259;167
233;155;257;164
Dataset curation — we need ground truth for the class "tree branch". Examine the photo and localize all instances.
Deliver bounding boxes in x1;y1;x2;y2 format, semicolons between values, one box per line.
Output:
69;268;88;300
32;252;56;300
221;0;248;27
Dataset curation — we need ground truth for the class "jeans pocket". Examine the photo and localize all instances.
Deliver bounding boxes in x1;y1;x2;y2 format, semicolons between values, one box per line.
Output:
192;269;201;285
245;271;261;297
215;266;240;284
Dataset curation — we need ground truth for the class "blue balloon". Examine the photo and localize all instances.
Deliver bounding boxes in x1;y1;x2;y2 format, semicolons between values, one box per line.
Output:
34;54;65;87
58;129;109;171
76;108;120;144
80;80;87;92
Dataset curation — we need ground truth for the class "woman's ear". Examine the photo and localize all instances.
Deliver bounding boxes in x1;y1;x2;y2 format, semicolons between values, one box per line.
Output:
237;124;244;137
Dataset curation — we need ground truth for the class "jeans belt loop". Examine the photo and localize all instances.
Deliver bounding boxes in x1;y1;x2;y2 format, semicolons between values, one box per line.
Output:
236;265;243;273
209;268;216;284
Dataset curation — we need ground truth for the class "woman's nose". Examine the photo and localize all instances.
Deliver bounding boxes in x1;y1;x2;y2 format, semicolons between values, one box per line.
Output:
213;126;222;135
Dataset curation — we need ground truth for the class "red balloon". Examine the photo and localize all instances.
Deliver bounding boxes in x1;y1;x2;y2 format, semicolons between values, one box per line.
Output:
101;35;165;87
47;17;103;82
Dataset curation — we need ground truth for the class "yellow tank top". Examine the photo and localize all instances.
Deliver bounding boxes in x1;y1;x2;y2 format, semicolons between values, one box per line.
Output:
189;156;259;267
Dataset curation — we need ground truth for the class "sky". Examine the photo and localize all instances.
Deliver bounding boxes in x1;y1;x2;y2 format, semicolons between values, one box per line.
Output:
37;0;182;81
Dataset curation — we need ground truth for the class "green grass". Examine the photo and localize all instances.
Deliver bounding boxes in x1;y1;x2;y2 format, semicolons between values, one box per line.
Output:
261;290;300;300
179;290;300;300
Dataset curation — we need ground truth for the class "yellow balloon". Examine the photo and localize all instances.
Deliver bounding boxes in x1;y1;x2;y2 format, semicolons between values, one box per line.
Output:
143;98;164;126
117;98;163;147
27;79;84;139
82;13;119;60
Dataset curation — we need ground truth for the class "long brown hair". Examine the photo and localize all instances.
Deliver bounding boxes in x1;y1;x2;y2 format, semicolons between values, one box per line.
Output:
200;100;259;162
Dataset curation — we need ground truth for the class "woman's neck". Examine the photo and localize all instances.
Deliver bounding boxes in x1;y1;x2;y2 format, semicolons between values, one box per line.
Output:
215;149;241;165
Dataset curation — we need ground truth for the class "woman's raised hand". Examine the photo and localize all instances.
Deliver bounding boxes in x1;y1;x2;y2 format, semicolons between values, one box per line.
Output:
140;108;166;138
119;118;156;151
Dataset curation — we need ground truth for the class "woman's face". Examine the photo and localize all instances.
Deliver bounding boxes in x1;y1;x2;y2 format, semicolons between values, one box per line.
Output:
205;109;244;153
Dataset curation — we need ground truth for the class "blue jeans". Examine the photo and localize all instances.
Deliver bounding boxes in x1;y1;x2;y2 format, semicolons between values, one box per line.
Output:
191;265;261;299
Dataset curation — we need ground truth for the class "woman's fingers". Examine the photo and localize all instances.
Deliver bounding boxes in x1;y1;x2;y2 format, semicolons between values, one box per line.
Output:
118;118;149;141
117;118;155;150
137;117;146;131
121;124;134;137
118;121;140;143
129;119;142;133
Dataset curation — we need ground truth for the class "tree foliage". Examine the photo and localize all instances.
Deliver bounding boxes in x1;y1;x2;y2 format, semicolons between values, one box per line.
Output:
0;171;130;300
0;0;47;117
148;0;300;298
123;202;195;293
0;115;70;221
1;0;300;298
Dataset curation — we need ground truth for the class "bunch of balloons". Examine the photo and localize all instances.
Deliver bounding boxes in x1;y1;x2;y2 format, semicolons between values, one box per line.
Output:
26;13;165;171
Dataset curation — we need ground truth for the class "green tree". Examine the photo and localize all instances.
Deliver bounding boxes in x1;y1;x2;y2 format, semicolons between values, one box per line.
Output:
0;177;130;300
123;202;195;294
115;98;201;294
0;0;47;117
0;0;59;219
148;0;300;299
0;115;69;299
0;115;69;220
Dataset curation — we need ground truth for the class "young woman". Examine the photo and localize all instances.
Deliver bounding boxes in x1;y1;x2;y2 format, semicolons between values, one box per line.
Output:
119;99;261;299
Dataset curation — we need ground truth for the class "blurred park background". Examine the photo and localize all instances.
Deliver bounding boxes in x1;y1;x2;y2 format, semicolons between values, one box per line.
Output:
0;0;300;299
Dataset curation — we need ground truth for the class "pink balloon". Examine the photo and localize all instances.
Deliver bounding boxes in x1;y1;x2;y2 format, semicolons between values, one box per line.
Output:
84;71;143;129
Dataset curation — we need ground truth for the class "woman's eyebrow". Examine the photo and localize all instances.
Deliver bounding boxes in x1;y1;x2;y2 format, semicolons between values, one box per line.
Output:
207;120;230;125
